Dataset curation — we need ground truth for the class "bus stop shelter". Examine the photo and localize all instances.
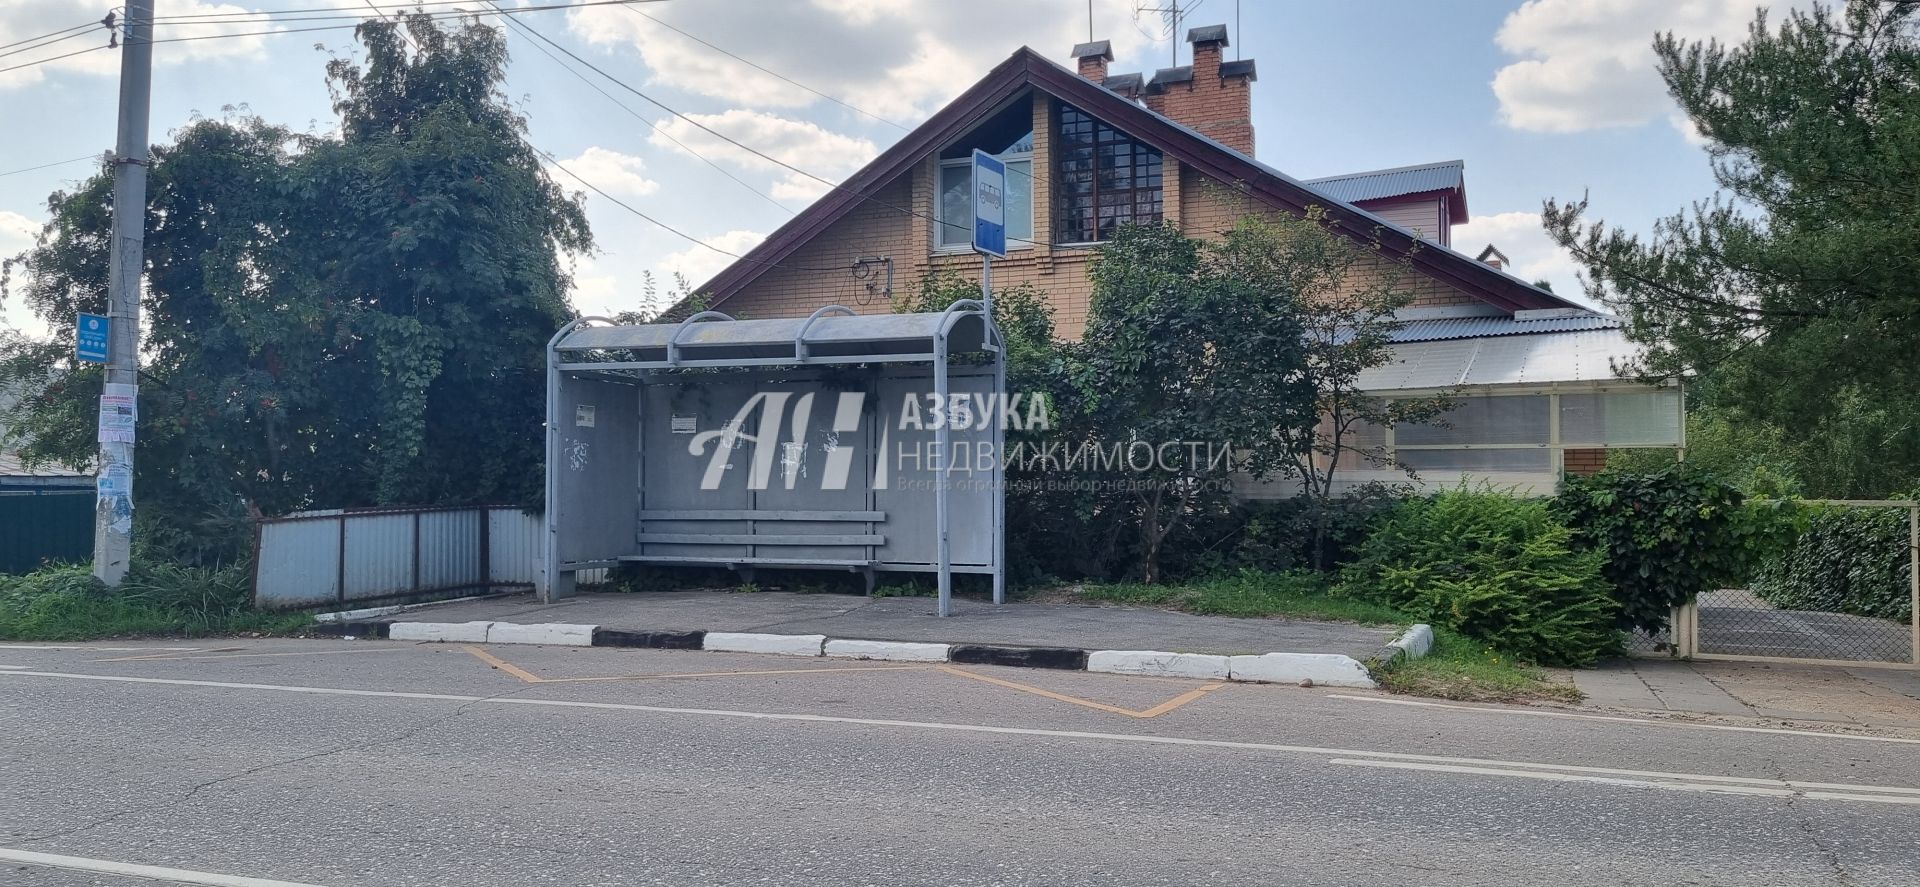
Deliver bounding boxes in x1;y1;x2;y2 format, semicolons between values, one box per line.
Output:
543;302;1006;616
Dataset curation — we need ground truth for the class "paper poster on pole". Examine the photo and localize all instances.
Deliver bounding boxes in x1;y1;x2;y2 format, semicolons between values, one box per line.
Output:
97;382;137;443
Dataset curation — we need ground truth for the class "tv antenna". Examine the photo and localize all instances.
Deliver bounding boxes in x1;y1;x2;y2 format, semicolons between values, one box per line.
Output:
1133;0;1205;67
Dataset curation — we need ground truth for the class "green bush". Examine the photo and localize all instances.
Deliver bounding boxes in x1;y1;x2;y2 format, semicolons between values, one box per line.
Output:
1555;465;1747;634
0;561;308;641
1337;487;1621;667
1752;505;1914;623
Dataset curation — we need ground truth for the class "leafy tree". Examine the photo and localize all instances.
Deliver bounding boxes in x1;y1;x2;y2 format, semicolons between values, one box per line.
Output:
1556;464;1748;635
0;14;590;563
1543;0;1920;497
1075;222;1318;582
1222;209;1449;569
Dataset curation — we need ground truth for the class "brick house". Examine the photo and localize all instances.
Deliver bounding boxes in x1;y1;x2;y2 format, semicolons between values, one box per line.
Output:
691;25;1683;493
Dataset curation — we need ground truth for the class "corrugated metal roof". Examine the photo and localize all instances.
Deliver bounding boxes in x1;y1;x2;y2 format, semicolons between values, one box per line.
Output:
1390;312;1624;343
0;450;89;479
1304;160;1464;204
1357;329;1644;391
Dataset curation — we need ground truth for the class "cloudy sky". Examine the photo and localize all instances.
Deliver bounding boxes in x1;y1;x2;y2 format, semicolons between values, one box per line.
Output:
0;0;1784;335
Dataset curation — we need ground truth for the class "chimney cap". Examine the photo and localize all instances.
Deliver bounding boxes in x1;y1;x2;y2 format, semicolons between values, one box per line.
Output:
1070;39;1114;61
1220;59;1257;81
1103;72;1144;95
1144;65;1194;94
1187;24;1229;46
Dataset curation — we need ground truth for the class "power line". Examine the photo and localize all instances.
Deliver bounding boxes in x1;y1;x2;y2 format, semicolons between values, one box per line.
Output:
483;3;796;216
145;1;667;45
0;18;98;53
506;18;1041;246
617;6;911;132
145;0;666;24
0;44;111;77
0;20;107;60
534;146;844;273
0;154;100;179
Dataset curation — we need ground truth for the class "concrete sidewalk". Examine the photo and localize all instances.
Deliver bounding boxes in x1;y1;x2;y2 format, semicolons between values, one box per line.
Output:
1569;657;1920;730
364;590;1399;661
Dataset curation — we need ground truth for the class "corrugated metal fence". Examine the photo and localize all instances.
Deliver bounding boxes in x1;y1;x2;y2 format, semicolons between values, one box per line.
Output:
254;506;588;610
0;490;93;574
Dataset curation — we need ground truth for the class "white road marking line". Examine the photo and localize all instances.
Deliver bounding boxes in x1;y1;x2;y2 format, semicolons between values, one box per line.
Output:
1325;693;1920;745
6;668;1916;804
1328;759;1920;806
0;847;334;886
0;665;28;670
0;644;203;652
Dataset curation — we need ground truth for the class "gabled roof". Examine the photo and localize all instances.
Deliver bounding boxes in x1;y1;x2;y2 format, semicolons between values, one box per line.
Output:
1305;160;1468;223
698;48;1576;314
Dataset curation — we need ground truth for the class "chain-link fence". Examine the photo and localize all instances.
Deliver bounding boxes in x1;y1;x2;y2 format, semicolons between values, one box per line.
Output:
1670;500;1917;666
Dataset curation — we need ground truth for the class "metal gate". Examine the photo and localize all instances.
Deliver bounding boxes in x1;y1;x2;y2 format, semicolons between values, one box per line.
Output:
1671;500;1918;668
0;489;92;574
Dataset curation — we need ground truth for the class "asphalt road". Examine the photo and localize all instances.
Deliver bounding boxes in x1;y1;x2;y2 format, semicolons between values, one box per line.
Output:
2;638;1918;886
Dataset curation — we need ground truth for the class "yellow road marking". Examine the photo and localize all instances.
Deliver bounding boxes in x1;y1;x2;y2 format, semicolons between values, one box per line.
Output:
1135;681;1232;717
95;648;411;663
934;665;1227;719
461;645;546;683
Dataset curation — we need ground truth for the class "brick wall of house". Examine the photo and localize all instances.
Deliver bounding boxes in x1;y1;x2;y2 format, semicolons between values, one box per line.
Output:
1563;448;1609;476
718;88;1487;335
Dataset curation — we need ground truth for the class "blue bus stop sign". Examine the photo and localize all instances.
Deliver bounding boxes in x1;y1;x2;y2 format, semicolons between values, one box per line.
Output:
971;149;1007;258
76;313;110;363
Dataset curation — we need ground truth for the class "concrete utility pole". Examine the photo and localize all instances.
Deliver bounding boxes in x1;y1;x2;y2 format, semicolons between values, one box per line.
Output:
93;0;155;586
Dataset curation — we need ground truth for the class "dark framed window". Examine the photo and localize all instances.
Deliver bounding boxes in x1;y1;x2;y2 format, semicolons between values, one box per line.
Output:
1054;102;1164;243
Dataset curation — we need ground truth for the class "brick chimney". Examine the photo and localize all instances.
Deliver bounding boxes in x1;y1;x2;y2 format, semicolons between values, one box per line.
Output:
1070;40;1113;81
1144;25;1257;155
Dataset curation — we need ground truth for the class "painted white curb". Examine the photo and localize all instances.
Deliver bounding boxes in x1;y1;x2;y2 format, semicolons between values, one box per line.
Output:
313;605;404;624
1389;624;1435;660
704;632;826;657
1229;652;1376;688
823;639;952;662
389;621;495;643
486;622;596;647
1087;650;1231;680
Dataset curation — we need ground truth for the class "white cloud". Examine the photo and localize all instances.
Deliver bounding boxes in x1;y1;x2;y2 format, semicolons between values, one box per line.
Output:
567;255;626;318
566;0;1154;122
659;229;765;289
649;109;877;198
558;147;660;198
1490;0;1791;136
1451;210;1590;304
0;210;49;337
0;1;274;90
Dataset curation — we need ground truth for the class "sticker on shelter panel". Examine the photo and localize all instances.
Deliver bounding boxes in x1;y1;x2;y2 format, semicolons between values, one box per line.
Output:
686;390;1231;493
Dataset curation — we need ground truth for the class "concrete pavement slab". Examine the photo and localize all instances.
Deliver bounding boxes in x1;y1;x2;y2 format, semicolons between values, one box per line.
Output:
381;591;1397;660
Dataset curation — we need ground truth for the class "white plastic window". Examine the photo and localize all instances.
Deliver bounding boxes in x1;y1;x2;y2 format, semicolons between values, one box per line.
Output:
937;158;1033;250
1397;395;1550;446
1559;390;1683;446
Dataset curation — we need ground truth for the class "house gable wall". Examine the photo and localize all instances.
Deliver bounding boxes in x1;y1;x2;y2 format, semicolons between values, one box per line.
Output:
719;92;1488;337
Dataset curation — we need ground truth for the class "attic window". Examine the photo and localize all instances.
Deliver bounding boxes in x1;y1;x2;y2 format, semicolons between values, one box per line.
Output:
934;102;1035;250
1054;102;1163;243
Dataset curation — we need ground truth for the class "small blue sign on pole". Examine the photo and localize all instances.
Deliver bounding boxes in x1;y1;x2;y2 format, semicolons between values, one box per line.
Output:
971;149;1007;259
75;313;110;364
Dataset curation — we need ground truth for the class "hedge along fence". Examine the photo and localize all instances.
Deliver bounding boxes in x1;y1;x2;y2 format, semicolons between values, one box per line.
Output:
1749;500;1918;624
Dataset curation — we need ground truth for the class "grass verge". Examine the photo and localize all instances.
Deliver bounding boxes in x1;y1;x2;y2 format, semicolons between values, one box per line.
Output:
0;562;312;641
1073;570;1406;624
1074;571;1581;704
1373;628;1583;704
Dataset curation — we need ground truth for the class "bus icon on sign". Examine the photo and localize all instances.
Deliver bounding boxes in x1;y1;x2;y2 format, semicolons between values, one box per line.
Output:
971;149;1007;258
